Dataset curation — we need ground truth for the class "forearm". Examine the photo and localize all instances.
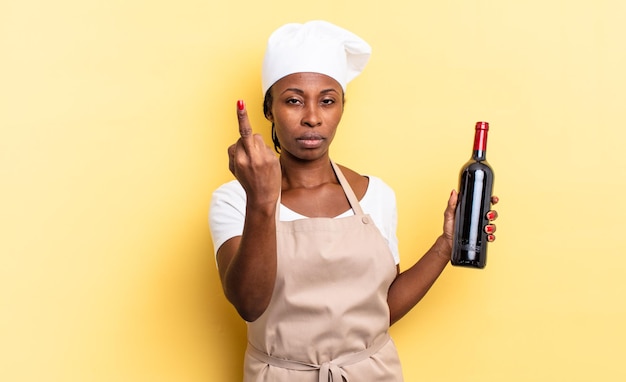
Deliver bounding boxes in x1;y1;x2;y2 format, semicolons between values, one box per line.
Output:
387;235;451;325
222;203;277;322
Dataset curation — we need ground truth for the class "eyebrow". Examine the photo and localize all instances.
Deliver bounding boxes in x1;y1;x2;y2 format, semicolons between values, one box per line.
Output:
280;88;340;96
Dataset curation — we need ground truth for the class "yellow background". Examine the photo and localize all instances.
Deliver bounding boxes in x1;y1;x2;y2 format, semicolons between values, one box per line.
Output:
2;0;625;381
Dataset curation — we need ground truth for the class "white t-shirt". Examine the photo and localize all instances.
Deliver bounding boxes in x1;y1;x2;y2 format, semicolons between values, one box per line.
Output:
209;176;400;265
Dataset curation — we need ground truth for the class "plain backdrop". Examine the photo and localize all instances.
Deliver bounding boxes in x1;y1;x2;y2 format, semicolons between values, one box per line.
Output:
2;1;625;381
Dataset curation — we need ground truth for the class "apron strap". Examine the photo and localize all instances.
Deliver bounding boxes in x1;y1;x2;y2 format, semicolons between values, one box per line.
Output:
275;159;366;225
275;191;282;226
246;333;391;382
330;160;365;216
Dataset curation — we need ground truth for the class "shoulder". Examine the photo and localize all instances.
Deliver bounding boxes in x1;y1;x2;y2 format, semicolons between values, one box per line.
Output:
209;180;246;255
212;180;245;199
210;180;246;216
362;175;397;207
336;163;369;200
335;163;396;203
336;164;395;197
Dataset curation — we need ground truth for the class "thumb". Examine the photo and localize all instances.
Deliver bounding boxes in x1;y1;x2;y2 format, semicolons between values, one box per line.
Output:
446;190;458;216
443;190;458;240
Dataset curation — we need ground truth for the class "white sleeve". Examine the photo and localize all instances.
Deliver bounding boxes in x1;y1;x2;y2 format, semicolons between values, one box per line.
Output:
208;180;246;256
360;176;400;265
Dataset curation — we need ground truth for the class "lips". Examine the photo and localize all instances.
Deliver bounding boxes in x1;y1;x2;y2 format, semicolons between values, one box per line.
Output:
296;133;325;148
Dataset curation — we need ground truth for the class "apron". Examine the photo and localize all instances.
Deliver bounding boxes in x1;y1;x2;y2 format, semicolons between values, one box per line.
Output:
243;161;403;382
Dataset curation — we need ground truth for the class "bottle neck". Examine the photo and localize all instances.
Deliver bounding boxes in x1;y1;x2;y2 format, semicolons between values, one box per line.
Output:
472;124;489;161
472;149;487;161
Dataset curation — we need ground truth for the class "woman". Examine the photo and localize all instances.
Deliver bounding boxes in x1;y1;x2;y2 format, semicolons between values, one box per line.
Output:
209;20;498;381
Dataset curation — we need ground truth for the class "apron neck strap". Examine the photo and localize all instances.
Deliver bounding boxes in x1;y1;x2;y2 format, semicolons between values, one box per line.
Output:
330;160;365;216
274;159;366;225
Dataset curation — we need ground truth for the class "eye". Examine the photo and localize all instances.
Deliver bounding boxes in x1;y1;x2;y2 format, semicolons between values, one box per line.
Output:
321;98;335;105
286;98;302;105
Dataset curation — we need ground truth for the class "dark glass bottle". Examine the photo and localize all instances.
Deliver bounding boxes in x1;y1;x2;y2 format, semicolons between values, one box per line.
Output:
451;121;494;269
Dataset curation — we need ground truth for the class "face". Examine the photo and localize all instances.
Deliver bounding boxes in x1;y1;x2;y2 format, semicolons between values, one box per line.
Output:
266;72;344;161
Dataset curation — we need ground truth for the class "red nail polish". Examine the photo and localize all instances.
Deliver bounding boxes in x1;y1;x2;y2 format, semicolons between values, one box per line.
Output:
237;100;244;111
487;234;495;242
485;225;495;234
486;211;498;220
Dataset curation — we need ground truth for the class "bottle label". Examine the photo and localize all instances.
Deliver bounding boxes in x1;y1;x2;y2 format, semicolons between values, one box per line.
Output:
459;243;481;254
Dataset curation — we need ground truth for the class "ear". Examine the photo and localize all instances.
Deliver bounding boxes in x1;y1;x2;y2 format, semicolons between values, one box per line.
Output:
265;110;274;122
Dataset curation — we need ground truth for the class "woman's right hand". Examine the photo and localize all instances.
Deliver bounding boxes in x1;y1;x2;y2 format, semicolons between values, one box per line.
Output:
228;99;281;207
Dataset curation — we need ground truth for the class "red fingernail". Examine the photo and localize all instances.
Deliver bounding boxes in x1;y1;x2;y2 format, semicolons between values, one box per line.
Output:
486;211;498;220
485;225;495;234
487;234;495;242
237;100;245;111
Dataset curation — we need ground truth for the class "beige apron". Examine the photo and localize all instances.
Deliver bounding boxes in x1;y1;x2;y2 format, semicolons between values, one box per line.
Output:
243;161;403;382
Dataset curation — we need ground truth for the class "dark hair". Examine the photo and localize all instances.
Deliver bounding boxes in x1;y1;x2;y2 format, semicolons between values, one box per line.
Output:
263;88;281;153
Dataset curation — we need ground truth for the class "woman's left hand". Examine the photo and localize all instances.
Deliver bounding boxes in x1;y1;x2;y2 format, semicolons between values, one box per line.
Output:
442;191;499;246
484;196;499;242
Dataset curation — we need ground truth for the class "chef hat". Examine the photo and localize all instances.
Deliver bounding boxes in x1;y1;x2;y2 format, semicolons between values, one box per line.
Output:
261;20;371;94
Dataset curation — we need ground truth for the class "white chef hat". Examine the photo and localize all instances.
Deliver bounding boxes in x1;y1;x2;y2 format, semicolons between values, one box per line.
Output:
261;20;372;95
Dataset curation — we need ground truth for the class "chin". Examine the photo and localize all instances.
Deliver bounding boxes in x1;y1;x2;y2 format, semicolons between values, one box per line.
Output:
283;148;328;162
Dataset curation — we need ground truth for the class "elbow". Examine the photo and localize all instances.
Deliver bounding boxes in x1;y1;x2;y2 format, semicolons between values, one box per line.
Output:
224;287;270;322
220;262;275;322
236;305;265;323
229;296;268;322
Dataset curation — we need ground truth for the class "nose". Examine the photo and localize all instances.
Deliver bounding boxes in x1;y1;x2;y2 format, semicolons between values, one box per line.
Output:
301;104;322;127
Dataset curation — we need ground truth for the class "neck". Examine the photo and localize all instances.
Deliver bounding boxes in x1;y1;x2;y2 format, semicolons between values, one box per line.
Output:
279;154;336;190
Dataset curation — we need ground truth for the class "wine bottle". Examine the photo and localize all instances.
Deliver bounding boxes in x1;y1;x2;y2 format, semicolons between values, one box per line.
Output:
451;121;494;269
